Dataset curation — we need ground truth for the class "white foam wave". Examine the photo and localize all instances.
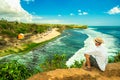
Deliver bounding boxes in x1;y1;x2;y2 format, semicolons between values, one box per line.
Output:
66;28;118;67
46;35;67;47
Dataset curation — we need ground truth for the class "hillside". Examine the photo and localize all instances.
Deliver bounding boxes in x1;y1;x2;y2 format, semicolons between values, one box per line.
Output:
28;62;120;80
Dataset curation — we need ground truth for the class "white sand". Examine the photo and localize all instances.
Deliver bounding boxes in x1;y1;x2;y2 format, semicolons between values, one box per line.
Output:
31;28;60;43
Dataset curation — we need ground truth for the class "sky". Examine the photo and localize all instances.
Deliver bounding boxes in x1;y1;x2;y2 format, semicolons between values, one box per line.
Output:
0;0;120;26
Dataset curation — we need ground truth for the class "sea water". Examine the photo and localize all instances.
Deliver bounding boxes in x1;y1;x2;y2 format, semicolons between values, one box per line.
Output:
0;26;120;69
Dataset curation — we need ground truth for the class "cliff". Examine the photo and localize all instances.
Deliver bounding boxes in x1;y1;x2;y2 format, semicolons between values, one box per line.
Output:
28;62;120;80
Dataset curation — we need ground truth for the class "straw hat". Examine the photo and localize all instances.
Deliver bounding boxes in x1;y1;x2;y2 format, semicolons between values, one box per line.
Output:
94;37;104;44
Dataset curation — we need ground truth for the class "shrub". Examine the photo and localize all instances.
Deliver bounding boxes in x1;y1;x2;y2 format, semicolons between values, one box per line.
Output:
114;52;120;62
70;60;84;68
108;57;114;63
40;54;67;71
0;60;32;80
108;52;120;63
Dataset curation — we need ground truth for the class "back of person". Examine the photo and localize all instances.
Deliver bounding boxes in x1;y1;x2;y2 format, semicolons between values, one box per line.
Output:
95;45;108;71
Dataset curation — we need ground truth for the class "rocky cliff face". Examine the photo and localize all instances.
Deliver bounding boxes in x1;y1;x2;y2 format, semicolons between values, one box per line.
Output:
28;62;120;80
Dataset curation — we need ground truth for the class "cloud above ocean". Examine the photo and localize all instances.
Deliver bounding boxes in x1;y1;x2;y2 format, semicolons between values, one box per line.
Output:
70;13;74;16
107;5;120;15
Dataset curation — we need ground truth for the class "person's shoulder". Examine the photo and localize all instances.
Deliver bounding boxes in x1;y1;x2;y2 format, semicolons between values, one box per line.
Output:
100;45;108;53
100;45;106;48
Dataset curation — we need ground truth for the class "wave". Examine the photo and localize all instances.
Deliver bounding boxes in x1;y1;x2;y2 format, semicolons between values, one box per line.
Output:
66;28;118;67
46;35;67;47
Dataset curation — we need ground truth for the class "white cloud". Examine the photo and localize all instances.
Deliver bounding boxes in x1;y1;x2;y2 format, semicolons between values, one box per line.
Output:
34;19;62;24
78;10;81;12
83;12;88;15
32;15;43;20
23;0;35;4
58;14;61;17
0;0;33;22
78;12;88;15
77;9;88;16
78;13;82;15
107;5;120;15
0;0;64;24
70;13;74;16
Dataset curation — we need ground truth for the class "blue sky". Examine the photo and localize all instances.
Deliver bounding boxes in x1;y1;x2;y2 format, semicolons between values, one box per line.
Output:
0;0;120;26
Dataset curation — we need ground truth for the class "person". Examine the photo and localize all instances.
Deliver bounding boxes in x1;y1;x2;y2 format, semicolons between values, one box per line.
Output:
83;37;108;71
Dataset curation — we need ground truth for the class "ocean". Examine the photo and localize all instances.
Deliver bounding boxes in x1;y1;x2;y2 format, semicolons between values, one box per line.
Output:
0;26;120;69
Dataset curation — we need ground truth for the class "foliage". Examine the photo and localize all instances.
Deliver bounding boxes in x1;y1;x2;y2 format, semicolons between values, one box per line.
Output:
0;60;32;80
70;60;84;68
108;57;114;63
0;19;88;38
1;30;17;37
114;52;120;62
23;43;40;52
0;20;51;38
40;54;67;71
108;52;120;63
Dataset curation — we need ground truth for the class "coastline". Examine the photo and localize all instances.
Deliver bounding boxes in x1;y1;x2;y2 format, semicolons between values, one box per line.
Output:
30;28;61;43
0;28;61;57
20;28;61;54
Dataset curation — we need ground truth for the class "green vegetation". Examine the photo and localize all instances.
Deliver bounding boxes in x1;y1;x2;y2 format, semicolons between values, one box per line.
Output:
0;19;51;38
0;54;84;80
40;54;84;72
70;60;84;68
0;60;32;80
114;52;120;62
108;52;120;63
0;19;88;38
40;54;67;71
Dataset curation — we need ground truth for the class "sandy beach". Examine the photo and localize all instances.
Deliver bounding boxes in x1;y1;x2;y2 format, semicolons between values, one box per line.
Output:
30;28;61;43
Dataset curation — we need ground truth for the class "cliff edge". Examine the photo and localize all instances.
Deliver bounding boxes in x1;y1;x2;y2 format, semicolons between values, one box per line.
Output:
28;62;120;80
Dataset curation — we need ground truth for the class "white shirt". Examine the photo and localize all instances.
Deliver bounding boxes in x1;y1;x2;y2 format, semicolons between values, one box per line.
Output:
84;45;108;71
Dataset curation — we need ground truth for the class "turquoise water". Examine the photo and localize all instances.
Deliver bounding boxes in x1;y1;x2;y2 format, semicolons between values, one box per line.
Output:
90;26;120;48
0;26;120;69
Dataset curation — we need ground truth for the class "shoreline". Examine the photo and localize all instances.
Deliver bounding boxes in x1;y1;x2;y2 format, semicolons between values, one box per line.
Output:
30;28;61;43
0;28;61;57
